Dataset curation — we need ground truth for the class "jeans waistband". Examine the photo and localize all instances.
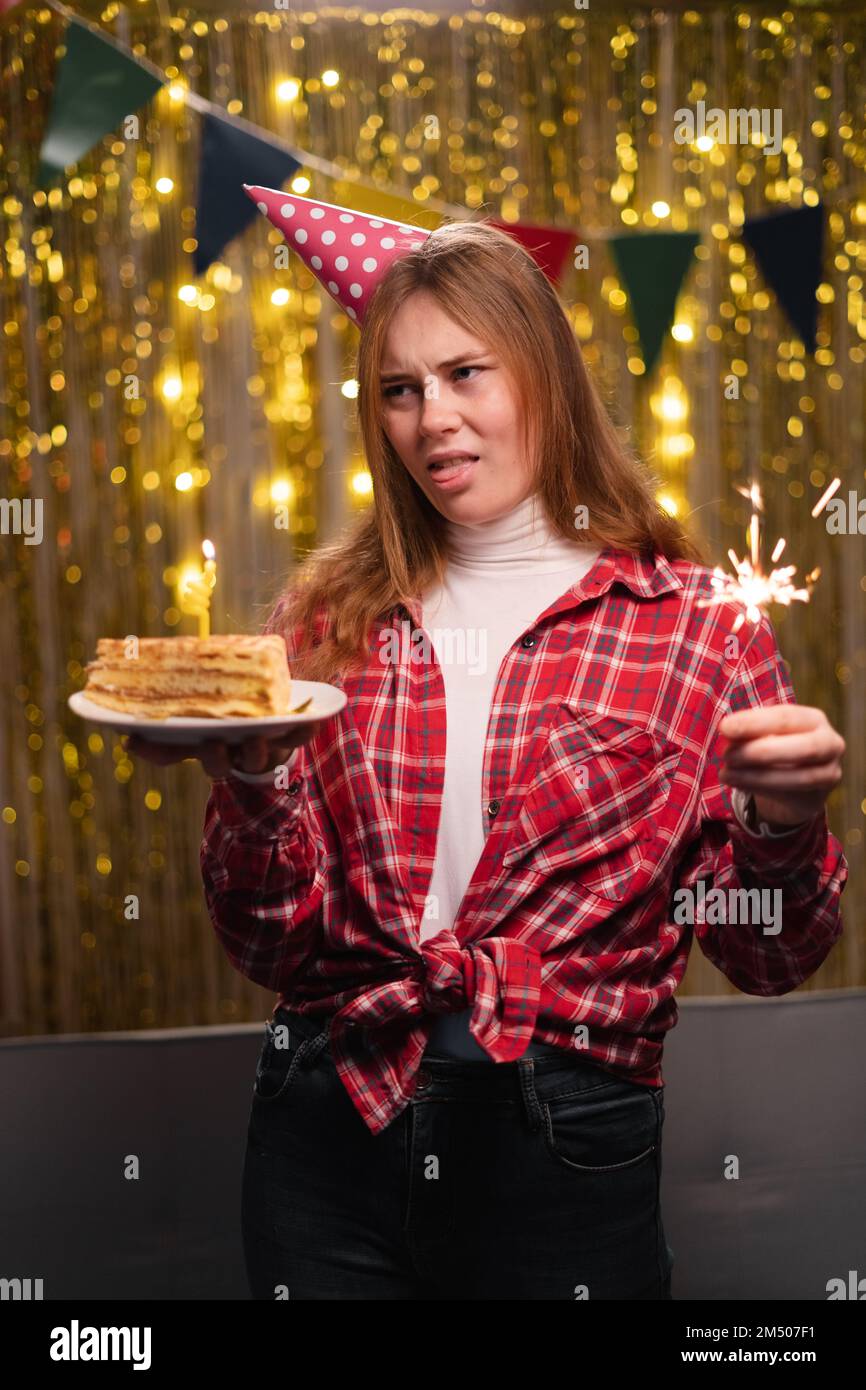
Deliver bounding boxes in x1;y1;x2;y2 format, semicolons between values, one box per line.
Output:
425;1008;560;1061
272;1003;559;1060
271;1004;658;1136
273;1004;330;1043
276;1006;589;1067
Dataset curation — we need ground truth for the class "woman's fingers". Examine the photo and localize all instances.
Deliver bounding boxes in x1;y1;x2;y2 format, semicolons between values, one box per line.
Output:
236;736;272;774
198;741;233;779
123;734;231;778
123;721;324;779
123;735;201;765
235;724;323;773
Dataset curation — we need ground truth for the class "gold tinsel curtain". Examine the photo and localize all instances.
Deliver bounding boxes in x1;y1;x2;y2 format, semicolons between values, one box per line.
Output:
0;1;863;1034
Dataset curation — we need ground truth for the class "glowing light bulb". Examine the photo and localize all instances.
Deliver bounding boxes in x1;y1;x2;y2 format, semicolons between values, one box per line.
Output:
658;392;687;423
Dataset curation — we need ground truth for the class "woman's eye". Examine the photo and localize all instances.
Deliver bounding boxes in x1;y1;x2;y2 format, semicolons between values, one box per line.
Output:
383;366;481;400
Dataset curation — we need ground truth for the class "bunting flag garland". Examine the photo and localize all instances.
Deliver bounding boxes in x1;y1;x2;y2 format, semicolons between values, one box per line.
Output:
30;7;827;354
487;218;581;287
37;16;164;185
607;231;700;376
742;203;825;353
194;113;301;275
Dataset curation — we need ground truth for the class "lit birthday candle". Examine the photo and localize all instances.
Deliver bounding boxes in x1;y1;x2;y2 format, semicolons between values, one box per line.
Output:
181;540;218;638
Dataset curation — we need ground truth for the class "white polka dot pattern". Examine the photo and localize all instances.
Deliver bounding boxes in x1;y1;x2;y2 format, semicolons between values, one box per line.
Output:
243;184;432;327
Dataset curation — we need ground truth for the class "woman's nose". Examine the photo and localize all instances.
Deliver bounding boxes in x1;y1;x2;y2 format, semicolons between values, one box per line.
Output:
419;384;461;430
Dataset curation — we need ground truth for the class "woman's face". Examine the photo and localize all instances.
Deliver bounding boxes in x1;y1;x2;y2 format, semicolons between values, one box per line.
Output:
379;290;536;524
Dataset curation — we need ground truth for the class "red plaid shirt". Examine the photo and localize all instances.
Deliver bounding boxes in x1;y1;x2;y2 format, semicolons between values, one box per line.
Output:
200;545;847;1135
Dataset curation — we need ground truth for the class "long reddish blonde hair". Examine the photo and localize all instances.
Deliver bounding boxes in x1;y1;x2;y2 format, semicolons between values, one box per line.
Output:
266;216;706;682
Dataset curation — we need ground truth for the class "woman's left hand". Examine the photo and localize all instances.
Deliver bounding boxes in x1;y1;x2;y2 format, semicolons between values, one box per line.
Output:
717;704;845;829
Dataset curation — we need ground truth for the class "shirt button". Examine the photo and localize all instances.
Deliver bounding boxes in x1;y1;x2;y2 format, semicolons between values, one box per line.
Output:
520;633;536;649
487;800;500;818
287;777;302;795
416;1068;432;1090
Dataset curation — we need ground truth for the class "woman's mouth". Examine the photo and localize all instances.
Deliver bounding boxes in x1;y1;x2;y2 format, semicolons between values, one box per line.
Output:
427;456;479;489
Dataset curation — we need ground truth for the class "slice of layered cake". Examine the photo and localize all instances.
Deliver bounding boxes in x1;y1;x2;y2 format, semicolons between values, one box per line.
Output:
83;635;291;718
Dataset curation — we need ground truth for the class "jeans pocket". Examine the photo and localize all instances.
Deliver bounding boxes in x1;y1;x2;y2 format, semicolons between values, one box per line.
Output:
542;1079;661;1174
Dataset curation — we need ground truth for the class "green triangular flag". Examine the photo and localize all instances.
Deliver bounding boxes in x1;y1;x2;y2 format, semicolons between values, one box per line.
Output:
38;17;164;185
607;231;700;377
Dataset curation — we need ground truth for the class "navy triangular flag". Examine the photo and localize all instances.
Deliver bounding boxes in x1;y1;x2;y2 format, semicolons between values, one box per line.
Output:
194;113;301;275
742;203;824;352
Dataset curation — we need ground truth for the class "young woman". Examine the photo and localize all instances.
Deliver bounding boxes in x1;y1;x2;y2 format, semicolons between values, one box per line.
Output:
128;206;847;1301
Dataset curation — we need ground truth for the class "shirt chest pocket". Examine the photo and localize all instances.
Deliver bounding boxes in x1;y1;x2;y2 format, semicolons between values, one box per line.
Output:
501;704;681;905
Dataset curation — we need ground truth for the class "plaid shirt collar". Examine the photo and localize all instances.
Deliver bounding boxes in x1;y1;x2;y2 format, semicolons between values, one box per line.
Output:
396;544;685;630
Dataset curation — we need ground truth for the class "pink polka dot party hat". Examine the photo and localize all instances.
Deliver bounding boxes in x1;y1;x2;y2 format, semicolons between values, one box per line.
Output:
243;184;433;325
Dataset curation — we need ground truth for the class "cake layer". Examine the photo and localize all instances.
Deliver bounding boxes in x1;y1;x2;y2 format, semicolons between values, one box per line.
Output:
84;690;287;719
83;634;292;718
84;669;279;696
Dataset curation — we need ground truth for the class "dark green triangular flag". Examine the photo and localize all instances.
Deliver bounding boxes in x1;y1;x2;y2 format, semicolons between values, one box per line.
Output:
38;17;164;185
607;231;700;376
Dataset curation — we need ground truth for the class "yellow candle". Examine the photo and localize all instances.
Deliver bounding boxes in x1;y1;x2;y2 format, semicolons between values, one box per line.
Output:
181;540;217;638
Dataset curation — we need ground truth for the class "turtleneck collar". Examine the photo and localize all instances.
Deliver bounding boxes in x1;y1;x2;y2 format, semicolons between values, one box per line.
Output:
443;491;601;575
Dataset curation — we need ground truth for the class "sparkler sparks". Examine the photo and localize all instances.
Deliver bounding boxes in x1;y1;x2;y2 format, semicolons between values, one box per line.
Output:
696;482;825;633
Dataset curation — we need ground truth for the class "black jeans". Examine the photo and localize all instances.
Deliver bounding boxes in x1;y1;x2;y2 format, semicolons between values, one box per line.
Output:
241;1006;674;1300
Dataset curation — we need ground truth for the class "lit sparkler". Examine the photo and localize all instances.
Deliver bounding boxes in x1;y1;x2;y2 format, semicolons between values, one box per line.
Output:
695;482;827;633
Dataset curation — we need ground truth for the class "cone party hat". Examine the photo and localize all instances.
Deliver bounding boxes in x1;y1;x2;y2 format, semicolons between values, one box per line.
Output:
243;184;433;325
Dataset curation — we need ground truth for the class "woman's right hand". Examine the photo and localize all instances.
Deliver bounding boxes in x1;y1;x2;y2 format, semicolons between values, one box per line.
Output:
123;723;323;781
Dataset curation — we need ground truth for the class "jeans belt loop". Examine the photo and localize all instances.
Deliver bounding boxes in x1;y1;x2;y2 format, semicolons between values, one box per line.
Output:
518;1056;543;1133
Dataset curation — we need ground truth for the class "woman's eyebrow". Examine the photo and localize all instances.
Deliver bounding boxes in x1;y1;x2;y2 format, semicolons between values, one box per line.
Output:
379;353;490;383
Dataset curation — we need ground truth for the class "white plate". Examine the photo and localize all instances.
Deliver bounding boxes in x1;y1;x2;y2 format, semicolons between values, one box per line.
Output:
67;680;346;745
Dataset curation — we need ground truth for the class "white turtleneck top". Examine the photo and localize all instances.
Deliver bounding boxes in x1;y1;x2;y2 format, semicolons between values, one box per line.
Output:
419;492;601;945
418;492;602;1057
